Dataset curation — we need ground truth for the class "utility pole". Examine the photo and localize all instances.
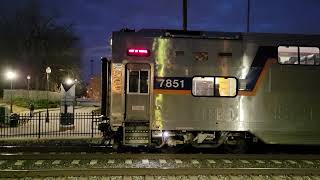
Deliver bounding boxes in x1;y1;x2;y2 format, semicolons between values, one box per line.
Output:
183;0;187;31
247;0;250;32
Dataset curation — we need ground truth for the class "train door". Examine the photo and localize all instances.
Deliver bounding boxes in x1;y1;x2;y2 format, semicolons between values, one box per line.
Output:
124;63;151;146
125;63;150;121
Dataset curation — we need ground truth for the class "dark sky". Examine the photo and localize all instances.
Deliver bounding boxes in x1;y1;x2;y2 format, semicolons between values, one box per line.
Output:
2;0;320;78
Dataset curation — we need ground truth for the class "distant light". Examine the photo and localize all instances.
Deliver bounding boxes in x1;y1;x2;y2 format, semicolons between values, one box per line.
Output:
65;78;74;85
6;71;17;80
127;48;150;57
27;75;31;80
46;67;51;74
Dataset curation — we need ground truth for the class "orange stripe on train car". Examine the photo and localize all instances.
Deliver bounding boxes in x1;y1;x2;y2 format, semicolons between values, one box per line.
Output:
153;89;191;95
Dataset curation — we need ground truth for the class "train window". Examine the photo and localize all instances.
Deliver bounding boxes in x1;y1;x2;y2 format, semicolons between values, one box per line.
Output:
128;71;139;93
140;71;149;93
215;77;237;97
192;77;214;96
127;70;149;94
299;47;320;65
278;46;298;64
192;77;237;97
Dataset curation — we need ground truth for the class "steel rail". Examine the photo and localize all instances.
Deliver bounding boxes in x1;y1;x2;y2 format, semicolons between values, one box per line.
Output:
0;153;320;160
0;168;319;178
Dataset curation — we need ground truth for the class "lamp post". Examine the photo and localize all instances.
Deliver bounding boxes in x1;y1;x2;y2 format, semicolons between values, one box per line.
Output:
45;67;51;123
6;71;17;113
64;77;75;114
27;75;31;103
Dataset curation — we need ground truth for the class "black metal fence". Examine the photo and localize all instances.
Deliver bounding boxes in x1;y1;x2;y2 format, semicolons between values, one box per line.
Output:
0;112;102;139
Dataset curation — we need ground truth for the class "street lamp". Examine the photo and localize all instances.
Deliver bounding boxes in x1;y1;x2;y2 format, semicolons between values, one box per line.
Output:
65;78;74;85
45;67;51;123
27;75;31;102
5;70;17;113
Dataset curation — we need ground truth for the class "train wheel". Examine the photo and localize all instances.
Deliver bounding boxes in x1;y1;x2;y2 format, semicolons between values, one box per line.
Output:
223;138;248;154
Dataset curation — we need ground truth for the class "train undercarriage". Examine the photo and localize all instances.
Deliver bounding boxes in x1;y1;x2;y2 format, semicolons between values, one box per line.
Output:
99;120;258;153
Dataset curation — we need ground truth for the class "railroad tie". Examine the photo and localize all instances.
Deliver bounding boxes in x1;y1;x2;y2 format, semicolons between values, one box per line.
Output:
255;160;265;164
108;159;115;164
52;160;61;165
125;159;133;164
90;160;98;165
71;160;80;165
191;160;199;164
240;160;250;164
14;160;25;166
286;160;297;164
302;160;314;165
35;160;44;165
207;160;216;164
270;160;282;164
142;159;149;164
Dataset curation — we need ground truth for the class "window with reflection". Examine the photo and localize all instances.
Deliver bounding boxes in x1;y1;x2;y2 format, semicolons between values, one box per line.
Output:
192;77;214;96
140;71;149;93
299;47;320;65
192;77;237;97
127;70;149;94
215;77;237;97
278;46;320;65
278;46;299;64
128;71;139;93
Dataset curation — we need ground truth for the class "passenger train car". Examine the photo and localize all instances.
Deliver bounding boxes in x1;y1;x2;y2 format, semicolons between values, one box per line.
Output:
100;29;320;152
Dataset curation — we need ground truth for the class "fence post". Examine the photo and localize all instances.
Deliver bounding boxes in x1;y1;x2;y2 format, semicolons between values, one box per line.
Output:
38;113;41;139
91;113;94;138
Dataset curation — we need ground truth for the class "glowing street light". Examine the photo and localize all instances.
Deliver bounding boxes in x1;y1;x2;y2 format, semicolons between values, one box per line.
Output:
5;70;17;113
45;67;51;123
65;78;74;85
6;71;17;80
27;75;31;102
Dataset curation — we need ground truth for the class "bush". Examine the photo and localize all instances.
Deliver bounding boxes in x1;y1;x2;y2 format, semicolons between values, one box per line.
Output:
10;98;59;109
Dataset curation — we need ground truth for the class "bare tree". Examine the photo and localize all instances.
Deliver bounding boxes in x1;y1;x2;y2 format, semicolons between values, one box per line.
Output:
0;0;81;91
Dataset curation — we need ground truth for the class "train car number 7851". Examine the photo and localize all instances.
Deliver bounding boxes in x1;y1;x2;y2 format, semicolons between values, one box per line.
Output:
159;79;185;88
155;77;191;90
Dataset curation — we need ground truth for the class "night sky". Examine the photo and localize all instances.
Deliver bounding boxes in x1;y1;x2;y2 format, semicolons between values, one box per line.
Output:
2;0;320;79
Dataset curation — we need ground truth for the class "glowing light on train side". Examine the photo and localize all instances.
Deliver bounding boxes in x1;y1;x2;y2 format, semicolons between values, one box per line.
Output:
127;48;150;56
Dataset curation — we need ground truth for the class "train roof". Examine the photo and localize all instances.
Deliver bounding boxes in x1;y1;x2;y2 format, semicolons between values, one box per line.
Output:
113;28;320;46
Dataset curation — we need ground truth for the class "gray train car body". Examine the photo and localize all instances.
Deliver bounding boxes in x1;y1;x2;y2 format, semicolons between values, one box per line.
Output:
106;29;320;148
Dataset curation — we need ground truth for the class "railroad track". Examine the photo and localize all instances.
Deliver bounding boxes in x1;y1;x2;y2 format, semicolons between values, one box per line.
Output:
0;153;320;179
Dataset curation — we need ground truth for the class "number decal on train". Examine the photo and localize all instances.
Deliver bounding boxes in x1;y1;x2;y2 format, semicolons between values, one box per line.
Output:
159;79;185;88
154;77;191;90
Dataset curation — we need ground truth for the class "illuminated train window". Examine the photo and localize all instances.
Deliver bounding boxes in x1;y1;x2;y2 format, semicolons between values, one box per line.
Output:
278;46;320;65
300;47;320;65
278;46;298;64
192;77;214;96
192;77;237;97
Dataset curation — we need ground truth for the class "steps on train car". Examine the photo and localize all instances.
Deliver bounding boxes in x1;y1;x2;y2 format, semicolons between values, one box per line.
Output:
123;121;150;146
